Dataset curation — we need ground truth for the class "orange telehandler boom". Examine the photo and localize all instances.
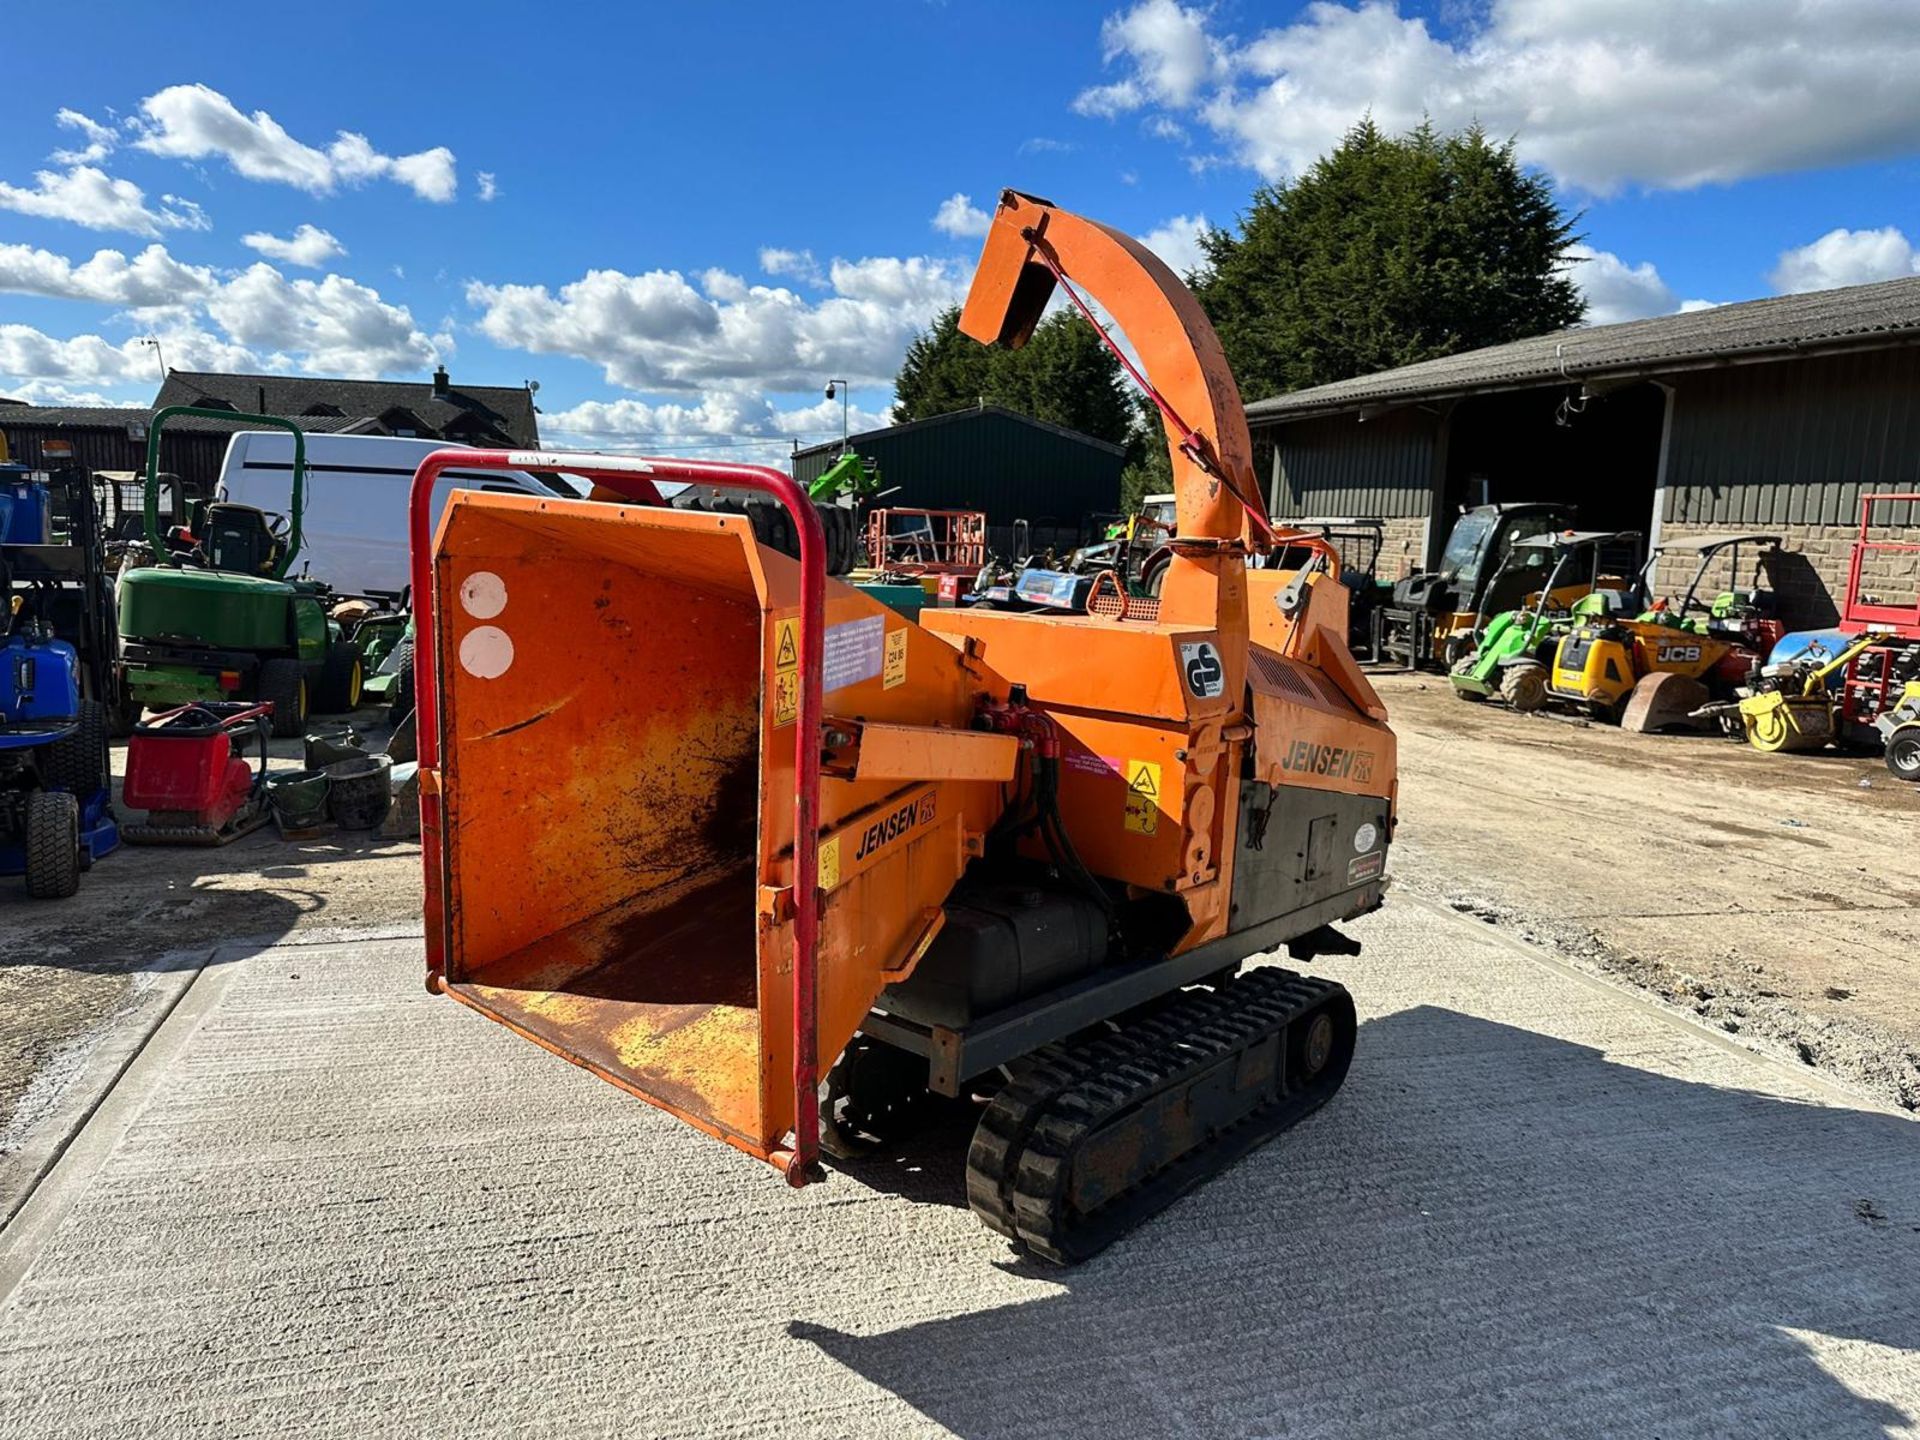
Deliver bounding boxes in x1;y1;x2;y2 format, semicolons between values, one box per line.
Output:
411;190;1396;1263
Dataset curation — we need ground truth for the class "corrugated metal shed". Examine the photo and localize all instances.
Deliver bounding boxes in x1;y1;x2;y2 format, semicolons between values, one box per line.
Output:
792;404;1127;549
1247;273;1920;420
1664;348;1920;529
1269;407;1436;519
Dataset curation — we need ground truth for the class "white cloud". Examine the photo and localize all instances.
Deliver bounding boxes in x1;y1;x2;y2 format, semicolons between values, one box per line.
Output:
0;165;209;237
206;264;442;376
542;391;894;466
0;323;256;388
51;109;117;165
1769;226;1920;294
133;84;457;201
1075;0;1224;115
0;241;218;309
1563;243;1677;326
931;192;992;239
241;224;347;268
827;255;964;309
1079;0;1920;195
468;253;966;396
1676;298;1720;313
1137;213;1211;278
0;379;133;407
760;247;825;286
1074;80;1146;119
477;171;498;202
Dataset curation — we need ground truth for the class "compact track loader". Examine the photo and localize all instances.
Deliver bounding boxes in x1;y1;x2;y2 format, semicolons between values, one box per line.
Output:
412;192;1396;1263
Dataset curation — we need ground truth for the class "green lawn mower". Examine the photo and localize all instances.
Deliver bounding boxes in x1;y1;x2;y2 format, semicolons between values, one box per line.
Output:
117;408;363;737
1449;529;1639;711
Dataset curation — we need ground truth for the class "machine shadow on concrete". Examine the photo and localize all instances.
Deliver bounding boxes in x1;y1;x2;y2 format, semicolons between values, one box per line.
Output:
796;1004;1920;1439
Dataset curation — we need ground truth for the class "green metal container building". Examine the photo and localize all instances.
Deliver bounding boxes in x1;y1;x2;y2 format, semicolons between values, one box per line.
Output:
791;403;1126;556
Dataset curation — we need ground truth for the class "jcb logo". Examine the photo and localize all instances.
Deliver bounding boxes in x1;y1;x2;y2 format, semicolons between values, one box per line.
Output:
1657;644;1702;664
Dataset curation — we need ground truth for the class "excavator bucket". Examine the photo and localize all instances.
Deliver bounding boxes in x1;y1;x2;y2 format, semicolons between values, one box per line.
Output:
414;470;1011;1178
1620;671;1711;732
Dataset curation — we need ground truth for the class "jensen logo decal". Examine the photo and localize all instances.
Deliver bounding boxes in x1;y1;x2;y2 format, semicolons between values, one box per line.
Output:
1278;741;1376;784
854;794;937;861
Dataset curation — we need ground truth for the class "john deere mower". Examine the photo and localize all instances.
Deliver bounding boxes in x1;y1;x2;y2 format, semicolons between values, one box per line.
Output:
1450;529;1639;710
116;408;363;737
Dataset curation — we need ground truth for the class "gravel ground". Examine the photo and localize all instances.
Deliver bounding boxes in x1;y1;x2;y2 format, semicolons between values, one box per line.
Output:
1378;671;1920;1111
0;905;1914;1438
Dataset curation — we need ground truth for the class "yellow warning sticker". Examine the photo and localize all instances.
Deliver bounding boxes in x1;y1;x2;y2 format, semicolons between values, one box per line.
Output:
773;617;800;726
1123;759;1161;836
883;628;908;689
818;835;841;891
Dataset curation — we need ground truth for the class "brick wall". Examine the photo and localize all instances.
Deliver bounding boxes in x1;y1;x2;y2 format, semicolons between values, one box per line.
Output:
1377;515;1430;580
1284;514;1428;582
1650;523;1919;630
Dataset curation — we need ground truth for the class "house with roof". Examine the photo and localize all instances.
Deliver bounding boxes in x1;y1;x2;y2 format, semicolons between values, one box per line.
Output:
0;365;540;498
1248;275;1920;626
153;365;538;450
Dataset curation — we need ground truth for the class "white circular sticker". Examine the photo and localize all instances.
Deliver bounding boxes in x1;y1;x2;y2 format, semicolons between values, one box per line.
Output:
459;625;515;679
1353;822;1379;854
459;570;508;619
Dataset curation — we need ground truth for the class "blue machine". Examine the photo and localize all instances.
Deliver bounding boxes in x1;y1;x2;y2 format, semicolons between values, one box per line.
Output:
1766;628;1853;690
964;566;1096;614
0;464;53;544
0;617;120;897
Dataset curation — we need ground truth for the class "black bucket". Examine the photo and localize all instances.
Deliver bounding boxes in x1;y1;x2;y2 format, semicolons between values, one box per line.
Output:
326;755;392;830
304;725;365;770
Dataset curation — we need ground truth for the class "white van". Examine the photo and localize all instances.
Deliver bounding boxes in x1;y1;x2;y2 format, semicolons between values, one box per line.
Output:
214;432;587;597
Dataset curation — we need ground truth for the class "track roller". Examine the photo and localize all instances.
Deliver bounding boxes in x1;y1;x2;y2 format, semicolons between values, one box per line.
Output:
966;966;1355;1264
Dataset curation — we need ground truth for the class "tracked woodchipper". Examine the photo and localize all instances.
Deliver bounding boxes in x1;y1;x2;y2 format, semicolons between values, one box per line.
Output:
412;191;1397;1263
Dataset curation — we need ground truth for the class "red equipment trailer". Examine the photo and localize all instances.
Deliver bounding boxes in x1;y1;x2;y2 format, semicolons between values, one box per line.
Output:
865;508;988;577
1836;492;1920;744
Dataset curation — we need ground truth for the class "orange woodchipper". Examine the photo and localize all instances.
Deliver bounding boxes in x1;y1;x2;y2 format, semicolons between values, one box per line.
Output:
408;190;1397;1263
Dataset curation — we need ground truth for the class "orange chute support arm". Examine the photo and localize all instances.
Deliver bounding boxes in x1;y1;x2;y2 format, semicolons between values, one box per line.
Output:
958;189;1267;650
957;189;1264;544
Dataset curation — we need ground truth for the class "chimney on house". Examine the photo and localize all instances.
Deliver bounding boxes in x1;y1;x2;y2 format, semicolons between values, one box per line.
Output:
432;364;450;397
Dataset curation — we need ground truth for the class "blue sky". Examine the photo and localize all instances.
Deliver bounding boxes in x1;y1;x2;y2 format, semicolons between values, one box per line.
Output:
4;1;1919;462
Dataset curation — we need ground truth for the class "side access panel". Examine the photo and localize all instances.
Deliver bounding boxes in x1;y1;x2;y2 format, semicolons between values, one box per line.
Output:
1227;783;1388;938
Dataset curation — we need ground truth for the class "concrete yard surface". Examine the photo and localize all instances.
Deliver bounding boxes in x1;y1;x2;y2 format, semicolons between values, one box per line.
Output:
1;902;1916;1439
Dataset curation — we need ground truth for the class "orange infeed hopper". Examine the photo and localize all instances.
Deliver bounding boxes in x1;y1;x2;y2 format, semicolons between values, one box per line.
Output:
427;492;1011;1168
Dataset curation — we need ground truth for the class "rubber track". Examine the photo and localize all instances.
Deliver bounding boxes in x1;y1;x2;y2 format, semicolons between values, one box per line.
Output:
963;983;1239;1240
971;967;1355;1264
